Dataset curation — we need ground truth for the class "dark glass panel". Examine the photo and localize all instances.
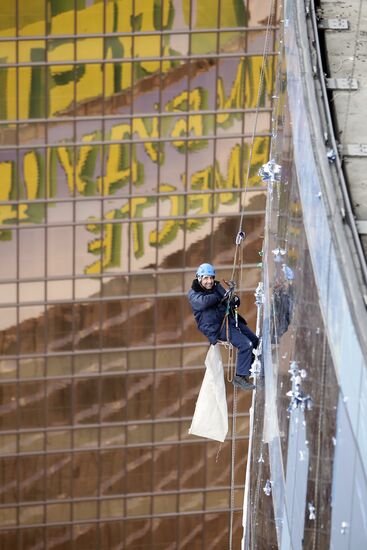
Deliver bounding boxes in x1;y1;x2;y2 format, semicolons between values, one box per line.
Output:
73;451;98;498
101;375;126;423
126;447;152;493
152;516;179;547
156;295;182;345
180;370;203;416
179;514;204;549
19;65;47;120
0;457;17;504
73;301;101;350
100;521;125;549
46;453;72;500
127;298;154;346
100;449;125;495
47;303;74;352
72;523;98;550
101;299;129;349
153;444;179;492
125;519;152;549
126;373;154;421
204;512;229;548
179;443;205;489
19;528;46;549
19;380;45;429
46;378;72;427
46;525;72;550
19;305;46;354
154;372;180;418
74;377;99;424
206;441;231;487
19;454;45;502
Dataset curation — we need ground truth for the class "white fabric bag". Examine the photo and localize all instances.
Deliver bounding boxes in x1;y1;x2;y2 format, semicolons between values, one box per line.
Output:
188;344;228;442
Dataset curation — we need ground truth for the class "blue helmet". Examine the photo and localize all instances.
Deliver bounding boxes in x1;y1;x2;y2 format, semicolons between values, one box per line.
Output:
196;263;215;278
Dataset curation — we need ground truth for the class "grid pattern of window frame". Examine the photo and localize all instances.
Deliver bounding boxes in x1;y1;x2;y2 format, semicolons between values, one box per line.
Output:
0;0;278;547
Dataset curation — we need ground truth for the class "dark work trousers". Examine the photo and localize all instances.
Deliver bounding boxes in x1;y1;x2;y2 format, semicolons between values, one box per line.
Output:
218;321;259;376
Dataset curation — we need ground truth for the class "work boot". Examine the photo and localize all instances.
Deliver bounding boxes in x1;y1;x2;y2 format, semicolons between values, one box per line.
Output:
232;374;255;391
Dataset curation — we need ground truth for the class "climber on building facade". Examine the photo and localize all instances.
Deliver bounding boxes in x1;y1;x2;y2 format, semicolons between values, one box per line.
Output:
188;263;259;390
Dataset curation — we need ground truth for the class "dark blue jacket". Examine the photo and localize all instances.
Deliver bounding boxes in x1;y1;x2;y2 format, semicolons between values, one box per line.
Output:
188;279;244;344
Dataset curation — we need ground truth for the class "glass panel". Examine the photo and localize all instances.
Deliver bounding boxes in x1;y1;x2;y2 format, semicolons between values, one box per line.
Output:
19;455;45;501
19;228;45;279
0;68;16;121
101;376;126;423
19;381;45;429
0;41;15;63
47;279;73;301
126;448;152;493
0;284;16;305
46;379;72;427
101;300;129;348
128;349;154;371
0;4;16;37
73;301;101;351
49;65;75;119
73;452;98;497
19;66;46;120
76;64;103;115
179;443;205;489
74;378;99;424
126;373;154;421
77;1;104;34
153;444;178;491
18;305;45;354
127;298;154;346
100;449;125;495
19;356;45;379
47;226;73;277
19;0;46;36
47;304;73;352
0;383;17;430
48;38;74;63
76;38;103;61
46;453;72;499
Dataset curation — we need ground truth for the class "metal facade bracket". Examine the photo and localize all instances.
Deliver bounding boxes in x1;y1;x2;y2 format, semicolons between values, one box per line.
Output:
318;18;349;30
343;144;367;157
326;78;358;90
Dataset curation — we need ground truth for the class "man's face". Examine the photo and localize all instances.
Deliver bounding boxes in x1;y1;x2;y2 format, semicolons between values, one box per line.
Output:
199;275;214;290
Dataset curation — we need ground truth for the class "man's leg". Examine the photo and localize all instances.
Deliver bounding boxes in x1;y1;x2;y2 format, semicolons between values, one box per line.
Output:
219;323;254;376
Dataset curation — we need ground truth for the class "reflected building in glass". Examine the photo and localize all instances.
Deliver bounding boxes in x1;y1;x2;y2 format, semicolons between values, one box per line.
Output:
0;1;278;547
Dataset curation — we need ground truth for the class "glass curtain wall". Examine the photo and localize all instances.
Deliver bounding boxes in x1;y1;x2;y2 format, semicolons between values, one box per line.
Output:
0;1;277;547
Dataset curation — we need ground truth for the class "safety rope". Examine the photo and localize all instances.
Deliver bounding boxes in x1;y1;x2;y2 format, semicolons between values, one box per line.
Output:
226;1;277;548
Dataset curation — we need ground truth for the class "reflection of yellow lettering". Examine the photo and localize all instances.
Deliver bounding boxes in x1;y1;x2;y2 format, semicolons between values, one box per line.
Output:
58;133;98;195
0;162;16;226
166;89;207;151
245;56;274;109
122;197;156;258
149;184;185;246
186;166;213;230
217;59;245;124
219;144;241;203
85;209;123;275
132;118;160;163
98;124;141;195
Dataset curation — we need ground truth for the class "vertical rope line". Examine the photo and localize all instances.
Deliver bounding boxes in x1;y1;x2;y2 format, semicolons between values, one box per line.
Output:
229;384;238;550
237;0;276;235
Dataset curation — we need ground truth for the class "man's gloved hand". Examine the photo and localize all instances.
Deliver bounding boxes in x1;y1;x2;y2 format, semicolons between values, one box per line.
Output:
230;295;240;308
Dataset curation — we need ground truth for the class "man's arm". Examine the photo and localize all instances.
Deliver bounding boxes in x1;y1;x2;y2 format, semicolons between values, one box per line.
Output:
188;288;221;312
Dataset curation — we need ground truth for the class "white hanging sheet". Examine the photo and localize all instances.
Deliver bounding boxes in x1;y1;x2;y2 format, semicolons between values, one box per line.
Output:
188;344;228;442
